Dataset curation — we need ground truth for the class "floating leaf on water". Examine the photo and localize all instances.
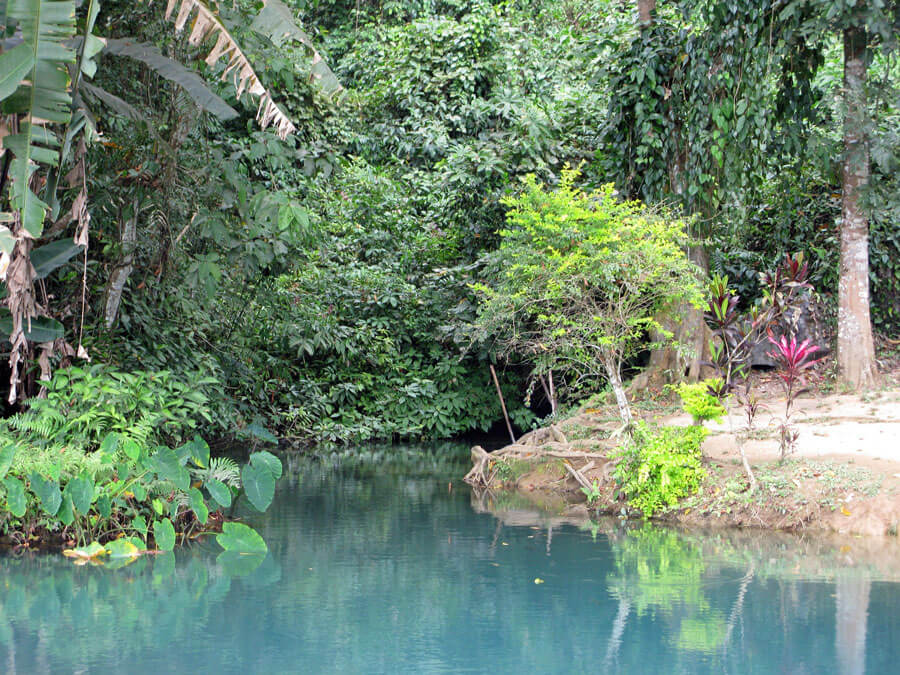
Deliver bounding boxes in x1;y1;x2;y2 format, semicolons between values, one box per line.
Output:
104;539;142;560
63;541;108;565
216;522;267;554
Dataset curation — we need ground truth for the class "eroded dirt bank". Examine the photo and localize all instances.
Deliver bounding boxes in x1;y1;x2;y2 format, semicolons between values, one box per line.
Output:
464;384;900;537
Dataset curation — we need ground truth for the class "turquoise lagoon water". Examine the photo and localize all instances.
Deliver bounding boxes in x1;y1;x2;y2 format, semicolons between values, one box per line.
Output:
1;444;898;674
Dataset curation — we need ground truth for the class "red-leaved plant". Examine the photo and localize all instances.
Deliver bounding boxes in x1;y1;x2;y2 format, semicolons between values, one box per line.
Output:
766;335;824;460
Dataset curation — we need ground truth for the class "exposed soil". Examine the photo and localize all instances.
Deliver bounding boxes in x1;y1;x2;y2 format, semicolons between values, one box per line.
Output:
464;360;900;537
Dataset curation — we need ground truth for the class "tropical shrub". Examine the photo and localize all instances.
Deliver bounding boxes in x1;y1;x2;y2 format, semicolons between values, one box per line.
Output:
676;381;726;425
473;168;702;427
8;366;216;447
766;335;824;460
0;367;281;552
613;423;707;518
0;431;281;552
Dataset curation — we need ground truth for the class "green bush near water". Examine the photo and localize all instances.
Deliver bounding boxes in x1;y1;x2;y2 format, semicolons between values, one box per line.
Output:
613;423;707;518
0;367;280;553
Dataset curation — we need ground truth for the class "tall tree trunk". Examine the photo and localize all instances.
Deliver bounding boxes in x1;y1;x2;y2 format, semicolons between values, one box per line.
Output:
604;356;634;427
103;198;139;329
629;0;712;390
836;576;870;675
638;0;656;27
632;246;712;390
837;25;877;389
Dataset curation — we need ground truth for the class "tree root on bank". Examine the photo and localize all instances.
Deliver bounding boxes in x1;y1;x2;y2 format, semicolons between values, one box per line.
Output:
463;424;619;489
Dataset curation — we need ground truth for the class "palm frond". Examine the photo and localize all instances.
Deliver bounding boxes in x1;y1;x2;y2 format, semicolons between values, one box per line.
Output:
102;38;237;120
250;0;343;101
163;0;296;138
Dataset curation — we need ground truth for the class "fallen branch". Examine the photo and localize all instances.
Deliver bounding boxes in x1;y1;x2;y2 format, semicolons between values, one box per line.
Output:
564;461;594;491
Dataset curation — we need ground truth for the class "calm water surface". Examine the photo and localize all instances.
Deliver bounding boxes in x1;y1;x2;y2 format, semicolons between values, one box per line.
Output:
1;444;899;674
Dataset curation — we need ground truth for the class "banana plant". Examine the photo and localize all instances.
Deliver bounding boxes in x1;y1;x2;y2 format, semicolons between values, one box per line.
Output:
0;0;341;403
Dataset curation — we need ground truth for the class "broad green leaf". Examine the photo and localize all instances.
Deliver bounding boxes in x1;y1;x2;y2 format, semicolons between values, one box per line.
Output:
0;443;15;480
131;481;147;501
95;492;111;519
132;514;148;538
152;498;165;516
99;432;120;456
56;495;73;525
28;473;61;516
150;446;190;492
249;450;282;479
63;473;93;514
205;478;231;508
245;421;278;444
0;226;14;256
189;487;208;525
188;435;209;468
241;462;275;512
0;43;34;102
153;518;176;551
122;438;141;461
0;312;64;343
216;522;267;554
30;240;85;279
3;477;26;517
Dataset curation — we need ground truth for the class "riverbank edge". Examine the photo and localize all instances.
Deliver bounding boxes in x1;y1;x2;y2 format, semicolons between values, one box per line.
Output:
463;393;900;538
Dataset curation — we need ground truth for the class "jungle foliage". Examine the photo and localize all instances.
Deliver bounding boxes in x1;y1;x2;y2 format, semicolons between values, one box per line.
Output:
0;0;898;459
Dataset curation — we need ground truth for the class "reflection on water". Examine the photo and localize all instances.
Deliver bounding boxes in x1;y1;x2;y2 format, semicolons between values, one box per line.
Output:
1;444;899;674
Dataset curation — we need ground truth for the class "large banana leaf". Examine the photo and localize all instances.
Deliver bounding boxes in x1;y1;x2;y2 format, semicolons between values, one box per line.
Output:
249;0;343;102
30;238;83;278
0;42;33;101
102;38;237;120
163;0;296;138
0;310;63;343
2;0;77;238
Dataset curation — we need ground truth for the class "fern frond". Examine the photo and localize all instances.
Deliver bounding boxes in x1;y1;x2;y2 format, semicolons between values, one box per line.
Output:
8;407;66;438
195;456;240;487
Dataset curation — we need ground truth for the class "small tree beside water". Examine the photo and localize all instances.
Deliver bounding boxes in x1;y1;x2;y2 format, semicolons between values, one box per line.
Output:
473;169;702;427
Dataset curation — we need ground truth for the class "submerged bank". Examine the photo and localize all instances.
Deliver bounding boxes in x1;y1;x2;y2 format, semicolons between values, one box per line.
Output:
463;385;900;537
